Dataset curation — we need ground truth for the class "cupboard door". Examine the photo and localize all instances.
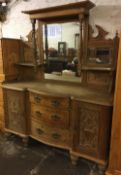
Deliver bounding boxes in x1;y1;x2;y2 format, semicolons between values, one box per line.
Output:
72;100;112;162
4;89;27;135
79;104;99;154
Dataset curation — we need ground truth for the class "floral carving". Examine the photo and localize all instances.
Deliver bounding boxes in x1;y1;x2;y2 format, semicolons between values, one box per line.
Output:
79;108;99;150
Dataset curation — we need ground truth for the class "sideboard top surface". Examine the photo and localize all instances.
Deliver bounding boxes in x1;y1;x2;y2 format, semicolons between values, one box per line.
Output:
1;81;113;106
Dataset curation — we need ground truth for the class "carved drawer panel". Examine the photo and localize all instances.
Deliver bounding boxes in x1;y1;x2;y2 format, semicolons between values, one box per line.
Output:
29;92;69;109
31;119;70;148
31;104;70;129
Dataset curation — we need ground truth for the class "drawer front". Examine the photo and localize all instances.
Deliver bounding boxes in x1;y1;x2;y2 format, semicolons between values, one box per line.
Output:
31;104;70;129
29;92;69;109
31;120;70;148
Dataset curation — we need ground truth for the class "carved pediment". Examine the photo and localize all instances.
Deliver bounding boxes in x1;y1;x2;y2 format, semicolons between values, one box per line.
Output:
89;25;112;41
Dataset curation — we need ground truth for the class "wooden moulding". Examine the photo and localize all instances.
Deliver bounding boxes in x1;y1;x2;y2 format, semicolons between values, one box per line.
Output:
23;0;95;14
22;1;95;24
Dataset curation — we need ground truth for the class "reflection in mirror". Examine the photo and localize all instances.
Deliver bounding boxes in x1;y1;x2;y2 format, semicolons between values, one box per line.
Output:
87;48;111;65
43;22;81;83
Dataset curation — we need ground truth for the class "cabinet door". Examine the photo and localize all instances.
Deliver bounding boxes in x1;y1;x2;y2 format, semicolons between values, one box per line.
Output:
4;89;27;135
72;100;112;162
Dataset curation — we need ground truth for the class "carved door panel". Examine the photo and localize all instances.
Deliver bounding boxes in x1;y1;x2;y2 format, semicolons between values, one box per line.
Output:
72;100;112;161
79;105;99;156
4;89;27;135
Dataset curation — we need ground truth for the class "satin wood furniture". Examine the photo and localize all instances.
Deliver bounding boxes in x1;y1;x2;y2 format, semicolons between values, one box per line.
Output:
0;1;119;175
3;81;113;172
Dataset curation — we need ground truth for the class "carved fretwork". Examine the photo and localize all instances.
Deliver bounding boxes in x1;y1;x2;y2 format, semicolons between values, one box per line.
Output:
79;108;99;150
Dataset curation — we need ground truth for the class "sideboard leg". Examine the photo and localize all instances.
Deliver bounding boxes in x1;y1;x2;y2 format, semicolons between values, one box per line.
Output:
98;164;106;175
70;154;79;165
22;137;29;147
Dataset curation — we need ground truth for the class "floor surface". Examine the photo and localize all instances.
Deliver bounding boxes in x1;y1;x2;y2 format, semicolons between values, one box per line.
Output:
0;133;98;175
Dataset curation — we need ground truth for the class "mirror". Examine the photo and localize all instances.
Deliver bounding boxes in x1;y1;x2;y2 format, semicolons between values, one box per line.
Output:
87;48;112;65
42;22;81;83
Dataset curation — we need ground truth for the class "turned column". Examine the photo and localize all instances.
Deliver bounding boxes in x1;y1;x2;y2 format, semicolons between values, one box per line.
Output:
31;19;38;70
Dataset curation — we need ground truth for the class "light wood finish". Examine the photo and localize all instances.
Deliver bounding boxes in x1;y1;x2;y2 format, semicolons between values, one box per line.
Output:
81;26;119;93
31;118;70;149
38;21;44;64
2;81;113;170
16;65;44;81
31;104;70;129
22;1;94;21
106;34;121;175
23;1;95;77
29;91;70;110
0;86;4;131
2;81;113;106
3;89;28;136
71;99;112;168
0;38;20;82
0;38;21;131
1;2;119;175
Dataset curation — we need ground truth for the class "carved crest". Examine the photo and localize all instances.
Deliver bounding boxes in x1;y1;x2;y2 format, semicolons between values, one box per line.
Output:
89;25;111;41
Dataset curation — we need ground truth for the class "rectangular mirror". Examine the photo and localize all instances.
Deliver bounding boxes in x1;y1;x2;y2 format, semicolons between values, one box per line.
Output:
42;22;81;83
87;47;112;65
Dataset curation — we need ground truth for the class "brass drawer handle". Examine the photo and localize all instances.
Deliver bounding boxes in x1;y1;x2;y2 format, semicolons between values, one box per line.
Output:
35;111;42;118
34;96;41;103
52;133;61;140
51;114;61;121
36;128;44;135
51;100;60;107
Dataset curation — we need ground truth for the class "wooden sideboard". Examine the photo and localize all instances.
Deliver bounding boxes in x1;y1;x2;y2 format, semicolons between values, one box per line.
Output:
2;81;113;174
0;1;119;175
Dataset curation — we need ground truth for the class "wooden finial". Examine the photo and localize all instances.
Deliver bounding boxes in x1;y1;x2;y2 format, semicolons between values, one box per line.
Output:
115;30;119;38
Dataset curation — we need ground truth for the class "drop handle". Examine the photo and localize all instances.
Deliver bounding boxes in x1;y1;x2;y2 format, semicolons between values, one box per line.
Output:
34;96;41;103
51;100;60;107
51;114;61;121
36;128;44;135
52;133;61;140
35;111;42;118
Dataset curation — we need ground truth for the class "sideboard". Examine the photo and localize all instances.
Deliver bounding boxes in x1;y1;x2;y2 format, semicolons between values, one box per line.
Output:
2;81;113;174
0;1;119;175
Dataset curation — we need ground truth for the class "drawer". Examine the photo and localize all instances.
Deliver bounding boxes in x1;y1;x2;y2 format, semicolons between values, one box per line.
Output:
30;119;70;148
31;104;70;129
29;92;69;109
